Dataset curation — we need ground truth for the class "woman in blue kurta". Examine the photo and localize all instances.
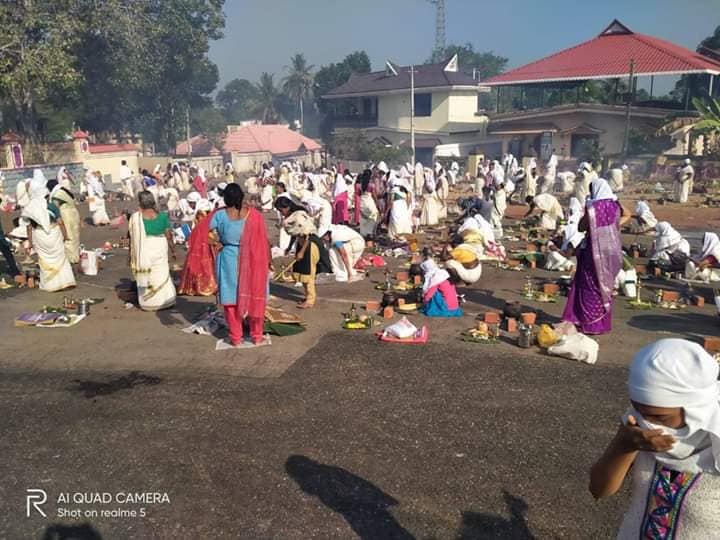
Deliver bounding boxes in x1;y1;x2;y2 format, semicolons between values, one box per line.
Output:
209;184;270;346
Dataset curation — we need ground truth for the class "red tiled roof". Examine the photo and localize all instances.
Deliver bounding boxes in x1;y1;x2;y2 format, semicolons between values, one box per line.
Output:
223;125;321;155
174;126;321;157
483;19;720;86
72;130;89;139
175;135;220;156
89;143;138;154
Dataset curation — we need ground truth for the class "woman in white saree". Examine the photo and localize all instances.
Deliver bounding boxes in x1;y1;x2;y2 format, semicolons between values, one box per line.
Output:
22;181;75;292
388;172;413;238
129;191;177;311
50;186;81;263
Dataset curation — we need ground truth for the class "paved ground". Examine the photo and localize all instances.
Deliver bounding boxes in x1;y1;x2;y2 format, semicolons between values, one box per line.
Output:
1;185;718;539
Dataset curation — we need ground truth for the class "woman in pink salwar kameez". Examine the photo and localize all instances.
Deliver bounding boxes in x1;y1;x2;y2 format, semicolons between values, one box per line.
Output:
332;172;349;224
561;179;624;335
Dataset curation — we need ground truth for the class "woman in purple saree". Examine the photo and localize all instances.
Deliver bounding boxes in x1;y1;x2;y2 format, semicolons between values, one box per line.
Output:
562;179;625;335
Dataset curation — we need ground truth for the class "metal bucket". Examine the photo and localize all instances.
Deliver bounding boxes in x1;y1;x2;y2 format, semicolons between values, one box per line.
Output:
517;325;534;348
76;300;91;317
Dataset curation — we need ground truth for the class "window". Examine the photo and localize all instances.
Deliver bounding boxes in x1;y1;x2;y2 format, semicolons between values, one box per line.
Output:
414;93;432;117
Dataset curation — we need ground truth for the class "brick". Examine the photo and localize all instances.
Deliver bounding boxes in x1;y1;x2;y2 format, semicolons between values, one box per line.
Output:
543;283;560;295
397;298;406;306
383;306;394;319
483;312;501;324
692;295;705;307
366;300;380;311
662;290;680;302
413;275;423;285
396;271;410;282
505;317;518;332
654;267;663;277
520;312;537;325
704;336;720;354
507;259;521;268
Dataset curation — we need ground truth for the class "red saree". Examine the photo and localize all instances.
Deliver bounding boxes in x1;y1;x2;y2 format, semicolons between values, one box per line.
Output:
178;211;218;296
237;207;269;319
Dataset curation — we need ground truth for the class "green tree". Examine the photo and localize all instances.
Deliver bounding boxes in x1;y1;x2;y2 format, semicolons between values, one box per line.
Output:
216;79;259;123
672;25;720;106
428;43;507;80
253;73;282;124
191;105;227;151
282;53;314;131
0;1;81;141
314;51;371;114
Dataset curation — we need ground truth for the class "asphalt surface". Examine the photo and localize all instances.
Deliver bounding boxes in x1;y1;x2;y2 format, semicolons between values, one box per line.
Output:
3;187;718;539
2;334;629;539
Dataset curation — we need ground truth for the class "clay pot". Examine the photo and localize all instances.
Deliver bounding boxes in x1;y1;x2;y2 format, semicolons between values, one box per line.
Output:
520;312;537;325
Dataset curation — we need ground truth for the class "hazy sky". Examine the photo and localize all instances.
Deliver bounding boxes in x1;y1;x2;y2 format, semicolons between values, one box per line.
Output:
210;0;719;92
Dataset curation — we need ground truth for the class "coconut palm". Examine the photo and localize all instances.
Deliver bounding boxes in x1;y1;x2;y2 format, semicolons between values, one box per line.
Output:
253;72;282;124
282;53;314;132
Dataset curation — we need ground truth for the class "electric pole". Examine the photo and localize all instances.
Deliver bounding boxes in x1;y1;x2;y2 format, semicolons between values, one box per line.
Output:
410;65;416;166
428;0;446;55
622;59;635;159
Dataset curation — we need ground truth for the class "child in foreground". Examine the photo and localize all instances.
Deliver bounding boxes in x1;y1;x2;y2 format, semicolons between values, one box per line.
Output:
590;338;720;538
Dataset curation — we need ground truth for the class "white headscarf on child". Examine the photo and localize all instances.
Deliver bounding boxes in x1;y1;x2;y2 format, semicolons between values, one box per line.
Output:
628;338;720;473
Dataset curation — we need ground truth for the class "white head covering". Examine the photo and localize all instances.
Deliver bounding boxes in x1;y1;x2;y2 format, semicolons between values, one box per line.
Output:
196;199;213;213
153;164;162;174
217;182;228;191
333;173;348;197
399;166;411;179
621;164;628;171
684;158;692;165
528;157;537;169
628;338;720;473
30;170;49;200
421;259;450;294
198;168;207;181
698;232;720;262
586;178;617;206
186;191;202;204
578;161;592;173
635;200;651;216
377;161;389;174
654;222;684;252
56;167;67;182
568;197;583;219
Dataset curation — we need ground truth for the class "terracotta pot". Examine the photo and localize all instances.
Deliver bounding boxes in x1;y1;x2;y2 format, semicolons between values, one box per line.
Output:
520;312;536;325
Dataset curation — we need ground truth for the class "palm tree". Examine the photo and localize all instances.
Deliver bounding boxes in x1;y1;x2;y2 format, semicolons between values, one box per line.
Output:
282;53;314;132
254;72;281;124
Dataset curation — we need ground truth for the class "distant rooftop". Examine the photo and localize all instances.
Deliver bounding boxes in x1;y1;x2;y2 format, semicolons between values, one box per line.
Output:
323;55;479;98
175;125;321;157
483;19;720;86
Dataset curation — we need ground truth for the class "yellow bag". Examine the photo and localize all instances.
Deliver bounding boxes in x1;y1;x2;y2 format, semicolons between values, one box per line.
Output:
537;324;560;348
461;231;485;245
451;247;477;264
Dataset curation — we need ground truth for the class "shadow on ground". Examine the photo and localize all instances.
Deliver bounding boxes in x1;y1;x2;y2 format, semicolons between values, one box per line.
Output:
455;491;536;540
68;371;162;399
627;311;718;341
41;522;103;539
286;455;537;540
286;455;415;540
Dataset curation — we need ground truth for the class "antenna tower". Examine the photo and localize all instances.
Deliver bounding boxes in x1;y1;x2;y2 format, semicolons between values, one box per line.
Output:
429;0;446;54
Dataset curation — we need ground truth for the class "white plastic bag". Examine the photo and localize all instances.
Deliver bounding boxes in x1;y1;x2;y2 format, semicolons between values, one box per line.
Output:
79;249;98;276
548;333;599;365
621;269;637;298
383;316;418;339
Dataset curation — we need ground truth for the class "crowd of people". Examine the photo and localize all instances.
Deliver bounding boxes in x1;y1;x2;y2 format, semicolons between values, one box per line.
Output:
1;150;719;535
